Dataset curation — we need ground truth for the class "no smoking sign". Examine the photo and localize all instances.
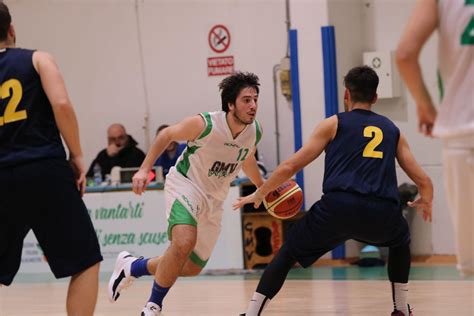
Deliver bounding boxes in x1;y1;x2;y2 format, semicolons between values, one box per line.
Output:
208;24;231;54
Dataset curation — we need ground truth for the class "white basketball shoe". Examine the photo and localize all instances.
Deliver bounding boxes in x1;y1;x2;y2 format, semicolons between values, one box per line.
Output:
108;251;140;302
141;302;162;315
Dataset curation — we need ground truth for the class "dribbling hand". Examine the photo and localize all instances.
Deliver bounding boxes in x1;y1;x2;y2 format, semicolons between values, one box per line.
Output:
232;190;264;210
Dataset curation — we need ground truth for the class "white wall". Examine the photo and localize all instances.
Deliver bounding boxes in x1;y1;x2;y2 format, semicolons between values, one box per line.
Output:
290;0;328;207
137;0;288;163
7;0;288;170
5;0;453;256
9;0;149;162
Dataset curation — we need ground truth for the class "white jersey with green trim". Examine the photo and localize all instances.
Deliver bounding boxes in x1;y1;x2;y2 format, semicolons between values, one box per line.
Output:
434;0;474;138
168;111;262;201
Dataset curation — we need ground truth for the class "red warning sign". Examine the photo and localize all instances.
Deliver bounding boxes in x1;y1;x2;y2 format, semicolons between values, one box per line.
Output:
208;24;231;54
207;56;234;76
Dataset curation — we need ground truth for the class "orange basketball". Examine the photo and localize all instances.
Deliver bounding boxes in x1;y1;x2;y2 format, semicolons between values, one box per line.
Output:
263;180;303;219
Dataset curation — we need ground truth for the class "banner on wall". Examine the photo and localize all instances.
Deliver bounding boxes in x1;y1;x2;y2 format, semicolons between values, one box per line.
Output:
207;24;234;76
19;187;244;275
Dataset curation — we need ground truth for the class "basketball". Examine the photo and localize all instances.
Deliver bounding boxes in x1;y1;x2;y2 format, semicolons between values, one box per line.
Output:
263;180;303;219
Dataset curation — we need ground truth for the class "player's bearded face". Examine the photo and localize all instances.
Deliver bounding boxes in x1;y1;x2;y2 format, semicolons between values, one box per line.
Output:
232;87;258;125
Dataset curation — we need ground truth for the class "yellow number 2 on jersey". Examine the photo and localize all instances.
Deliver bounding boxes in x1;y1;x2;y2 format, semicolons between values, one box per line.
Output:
0;79;27;126
363;126;383;159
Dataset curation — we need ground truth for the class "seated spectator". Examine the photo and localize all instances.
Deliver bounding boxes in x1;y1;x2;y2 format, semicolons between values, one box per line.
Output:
86;123;145;178
154;124;186;177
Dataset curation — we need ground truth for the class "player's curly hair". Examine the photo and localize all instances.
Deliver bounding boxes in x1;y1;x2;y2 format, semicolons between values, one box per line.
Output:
344;66;379;103
0;3;11;42
219;72;260;112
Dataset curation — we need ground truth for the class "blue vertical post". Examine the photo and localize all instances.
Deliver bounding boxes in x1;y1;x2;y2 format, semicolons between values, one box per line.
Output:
321;26;339;117
321;25;345;259
289;29;305;210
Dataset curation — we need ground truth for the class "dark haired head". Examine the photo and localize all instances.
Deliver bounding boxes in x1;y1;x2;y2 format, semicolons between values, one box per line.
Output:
219;72;260;112
0;2;12;42
343;66;379;104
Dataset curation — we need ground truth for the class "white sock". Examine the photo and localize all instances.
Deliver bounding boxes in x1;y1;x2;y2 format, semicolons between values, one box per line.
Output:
245;292;270;316
392;282;409;314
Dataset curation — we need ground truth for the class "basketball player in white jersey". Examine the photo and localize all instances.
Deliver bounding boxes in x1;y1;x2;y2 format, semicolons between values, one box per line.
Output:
396;0;474;276
107;72;264;315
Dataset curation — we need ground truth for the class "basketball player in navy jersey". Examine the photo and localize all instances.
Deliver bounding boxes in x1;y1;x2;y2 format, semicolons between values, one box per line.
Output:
0;3;102;315
234;66;433;316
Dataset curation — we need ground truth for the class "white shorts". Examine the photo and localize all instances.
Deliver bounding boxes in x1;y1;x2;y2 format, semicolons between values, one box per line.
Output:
164;173;224;268
442;134;474;275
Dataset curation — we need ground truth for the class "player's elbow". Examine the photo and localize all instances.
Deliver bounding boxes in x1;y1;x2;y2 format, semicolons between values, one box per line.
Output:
395;45;417;67
51;98;73;110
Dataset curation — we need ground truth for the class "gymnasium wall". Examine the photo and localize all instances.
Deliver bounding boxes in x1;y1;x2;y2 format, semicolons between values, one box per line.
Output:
5;0;453;256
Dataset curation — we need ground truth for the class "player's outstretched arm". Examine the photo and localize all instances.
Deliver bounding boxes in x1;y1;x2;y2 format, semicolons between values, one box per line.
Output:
132;115;205;195
233;115;337;209
396;0;438;136
396;133;433;222
242;148;264;188
33;51;86;196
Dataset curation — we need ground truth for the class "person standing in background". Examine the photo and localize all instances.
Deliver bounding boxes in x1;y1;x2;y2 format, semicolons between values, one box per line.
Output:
0;3;102;315
396;0;473;276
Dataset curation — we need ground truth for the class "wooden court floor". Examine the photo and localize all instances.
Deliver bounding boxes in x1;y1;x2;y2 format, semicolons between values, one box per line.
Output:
1;268;473;315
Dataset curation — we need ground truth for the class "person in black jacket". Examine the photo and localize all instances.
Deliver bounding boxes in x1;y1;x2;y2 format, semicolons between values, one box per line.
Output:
87;123;146;178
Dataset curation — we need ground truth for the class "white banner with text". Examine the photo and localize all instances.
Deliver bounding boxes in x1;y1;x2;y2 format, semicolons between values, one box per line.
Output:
19;187;243;274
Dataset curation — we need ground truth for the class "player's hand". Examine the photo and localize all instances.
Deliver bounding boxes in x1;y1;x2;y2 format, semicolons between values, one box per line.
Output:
106;143;121;157
69;155;86;197
132;168;151;195
408;197;432;223
416;102;437;137
232;190;264;210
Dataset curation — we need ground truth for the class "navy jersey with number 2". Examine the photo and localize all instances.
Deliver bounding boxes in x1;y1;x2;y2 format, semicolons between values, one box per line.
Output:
323;109;400;204
0;48;65;168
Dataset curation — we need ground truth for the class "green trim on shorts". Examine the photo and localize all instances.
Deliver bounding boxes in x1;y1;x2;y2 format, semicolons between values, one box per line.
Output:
167;199;197;239
189;251;209;268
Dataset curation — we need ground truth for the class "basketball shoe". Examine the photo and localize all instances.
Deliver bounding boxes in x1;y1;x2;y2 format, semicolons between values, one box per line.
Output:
108;251;140;302
391;304;413;316
141;302;161;315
